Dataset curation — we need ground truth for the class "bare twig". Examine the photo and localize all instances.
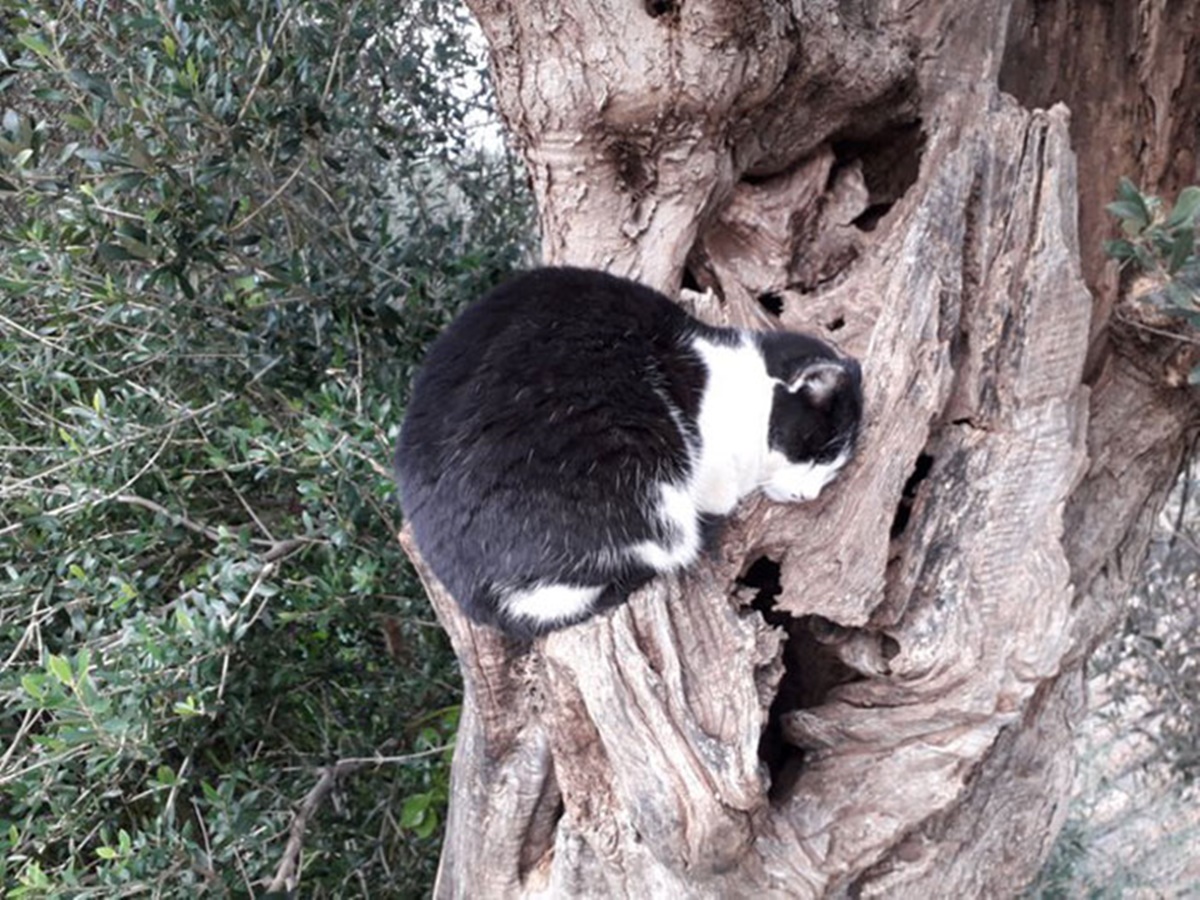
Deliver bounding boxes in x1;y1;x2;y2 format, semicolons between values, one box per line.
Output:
1115;307;1200;346
0;709;40;777
321;1;361;104
229;160;306;233
267;745;450;894
0;398;225;501
188;416;277;543
0;487;321;563
0;745;89;786
218;559;280;702
1166;438;1196;555
1;586;47;670
0;311;194;411
112;492;226;543
235;4;298;126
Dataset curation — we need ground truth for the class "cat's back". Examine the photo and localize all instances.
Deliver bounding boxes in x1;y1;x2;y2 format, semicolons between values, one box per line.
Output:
415;267;692;389
396;267;706;485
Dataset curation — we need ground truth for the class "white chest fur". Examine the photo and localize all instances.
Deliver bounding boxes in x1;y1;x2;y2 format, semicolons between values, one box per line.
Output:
688;335;774;515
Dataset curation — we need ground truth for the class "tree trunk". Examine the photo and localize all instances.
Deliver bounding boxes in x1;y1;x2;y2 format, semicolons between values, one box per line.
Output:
400;1;1200;895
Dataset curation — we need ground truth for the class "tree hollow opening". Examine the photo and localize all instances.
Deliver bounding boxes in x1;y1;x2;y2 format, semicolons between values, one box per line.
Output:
757;291;784;317
740;556;862;802
643;0;680;20
832;121;926;232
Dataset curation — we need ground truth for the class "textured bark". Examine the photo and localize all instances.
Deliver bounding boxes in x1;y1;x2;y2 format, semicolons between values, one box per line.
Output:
400;1;1200;896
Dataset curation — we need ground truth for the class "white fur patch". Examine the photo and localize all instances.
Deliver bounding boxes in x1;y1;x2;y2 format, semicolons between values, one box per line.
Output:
786;361;846;403
688;336;776;515
631;482;702;571
761;449;850;503
500;583;604;626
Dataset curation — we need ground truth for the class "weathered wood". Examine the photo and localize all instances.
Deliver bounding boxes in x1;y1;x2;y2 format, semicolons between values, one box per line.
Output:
399;0;1200;896
466;0;913;290
400;529;560;896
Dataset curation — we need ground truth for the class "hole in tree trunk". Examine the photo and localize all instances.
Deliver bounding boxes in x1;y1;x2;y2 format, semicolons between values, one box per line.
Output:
889;452;935;539
757;291;784;317
851;204;890;232
643;0;680;18
742;555;783;611
832;121;925;232
741;557;863;802
826;315;846;332
608;138;654;197
518;795;566;881
881;634;901;660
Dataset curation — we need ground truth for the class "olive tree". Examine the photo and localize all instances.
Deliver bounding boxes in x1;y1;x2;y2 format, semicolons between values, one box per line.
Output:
400;1;1200;895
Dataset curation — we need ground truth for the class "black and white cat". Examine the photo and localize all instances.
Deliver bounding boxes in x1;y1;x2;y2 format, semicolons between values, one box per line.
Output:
395;267;862;637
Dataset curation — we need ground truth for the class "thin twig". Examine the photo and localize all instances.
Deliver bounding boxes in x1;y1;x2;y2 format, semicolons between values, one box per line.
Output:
217;559;279;702
1;586;47;670
321;1;360;105
235;4;298;126
1166;436;1197;556
1115;308;1200;346
335;746;449;766
0;488;321;563
0;709;40;776
188;416;276;543
0;398;225;500
0;311;191;411
0;745;89;786
229;160;306;232
267;745;450;894
159;753;192;831
114;492;226;543
7;424;182;537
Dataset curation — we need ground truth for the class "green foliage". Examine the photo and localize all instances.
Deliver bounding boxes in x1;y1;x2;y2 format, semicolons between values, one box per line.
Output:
1104;178;1200;384
0;0;531;895
1024;819;1092;899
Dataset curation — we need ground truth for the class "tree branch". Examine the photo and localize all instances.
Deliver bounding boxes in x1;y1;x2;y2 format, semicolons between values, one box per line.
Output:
267;745;451;895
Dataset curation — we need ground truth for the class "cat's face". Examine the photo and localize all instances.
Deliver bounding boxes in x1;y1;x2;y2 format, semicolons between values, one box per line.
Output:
762;350;863;503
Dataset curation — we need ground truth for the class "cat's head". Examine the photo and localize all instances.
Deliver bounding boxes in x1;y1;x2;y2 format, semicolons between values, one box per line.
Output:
758;333;863;503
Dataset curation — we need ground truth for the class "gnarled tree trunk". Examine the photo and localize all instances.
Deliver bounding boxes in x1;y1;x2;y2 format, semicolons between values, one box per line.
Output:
399;1;1200;895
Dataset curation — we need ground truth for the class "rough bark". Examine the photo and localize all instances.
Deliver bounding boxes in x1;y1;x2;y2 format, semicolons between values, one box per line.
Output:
400;1;1200;896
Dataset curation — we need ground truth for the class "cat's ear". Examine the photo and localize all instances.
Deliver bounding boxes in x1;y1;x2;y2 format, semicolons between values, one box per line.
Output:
786;360;848;407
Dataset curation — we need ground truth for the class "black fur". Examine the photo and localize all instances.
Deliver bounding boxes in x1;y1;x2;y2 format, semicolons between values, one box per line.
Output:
759;331;863;466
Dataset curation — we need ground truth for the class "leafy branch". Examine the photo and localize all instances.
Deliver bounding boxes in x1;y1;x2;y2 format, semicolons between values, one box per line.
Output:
1104;179;1200;384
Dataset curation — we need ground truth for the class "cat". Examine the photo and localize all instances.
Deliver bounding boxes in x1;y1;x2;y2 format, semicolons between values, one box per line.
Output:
394;267;863;638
